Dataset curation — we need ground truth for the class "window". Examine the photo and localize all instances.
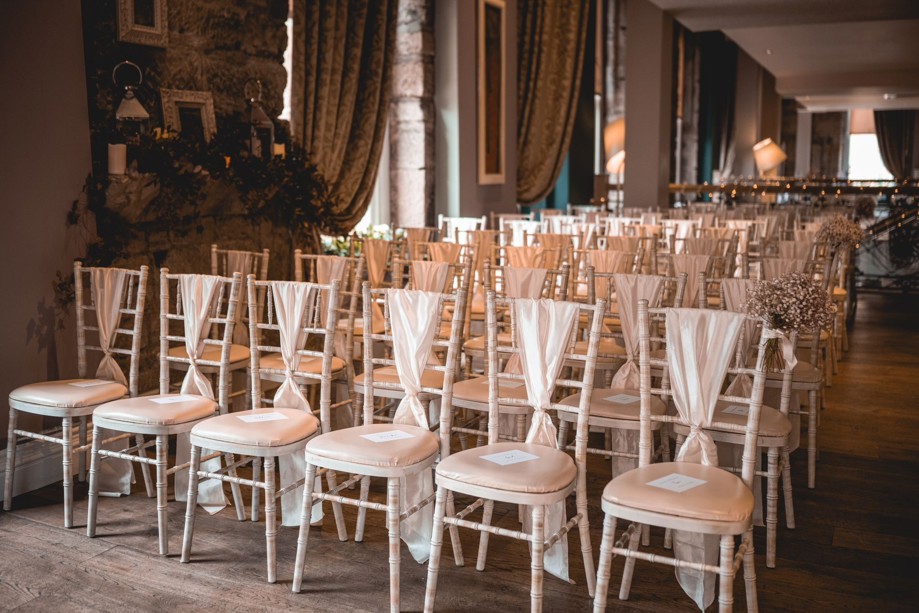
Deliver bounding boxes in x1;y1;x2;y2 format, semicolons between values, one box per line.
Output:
847;133;892;181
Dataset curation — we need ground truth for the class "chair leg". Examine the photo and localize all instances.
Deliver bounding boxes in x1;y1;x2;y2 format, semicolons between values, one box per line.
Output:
766;448;779;568
180;445;202;564
593;514;618;613
743;528;759;613
78;417;87;482
264;456;278;584
808;389;818;489
529;504;546;613
387;477;402;613
557;419;570;448
618;523;641;601
3;408;18;511
423;485;449;613
475;499;494;571
251;459;261;522
225;452;246;521
62;416;74;529
781;447;795;530
325;469;348;542
86;426;102;537
717;534;736;612
155;435;169;556
136;434;154;498
355;476;371;542
577;492;596;597
445;491;464;566
292;462;318;593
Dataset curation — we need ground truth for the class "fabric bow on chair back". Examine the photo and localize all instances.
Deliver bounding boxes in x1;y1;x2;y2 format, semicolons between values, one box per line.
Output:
87;267;131;386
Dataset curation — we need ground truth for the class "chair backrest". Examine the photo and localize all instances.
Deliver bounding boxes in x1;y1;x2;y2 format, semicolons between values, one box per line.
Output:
638;302;769;488
159;270;243;411
360;284;467;427
490;211;533;231
74;262;149;397
473;292;604;472
247;276;341;432
487;263;570;301
438;215;487;242
211;244;269;281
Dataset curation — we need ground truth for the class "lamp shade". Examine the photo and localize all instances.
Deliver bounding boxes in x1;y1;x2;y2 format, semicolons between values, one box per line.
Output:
753;138;787;174
604;117;626;159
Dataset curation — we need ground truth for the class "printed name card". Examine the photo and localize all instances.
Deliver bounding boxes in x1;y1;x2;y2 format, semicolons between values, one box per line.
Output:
237;412;289;423
480;449;540;466
69;380;111;387
605;393;640;404
361;430;416;443
646;473;707;493
149;395;197;405
722;405;749;416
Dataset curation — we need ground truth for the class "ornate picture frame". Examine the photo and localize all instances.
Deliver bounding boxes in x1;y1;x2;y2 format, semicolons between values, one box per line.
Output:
159;89;217;142
116;0;169;48
477;0;506;185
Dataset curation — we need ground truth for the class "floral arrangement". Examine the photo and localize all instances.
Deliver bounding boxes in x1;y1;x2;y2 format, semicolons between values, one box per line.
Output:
853;196;876;221
745;272;836;370
322;223;393;256
816;214;865;246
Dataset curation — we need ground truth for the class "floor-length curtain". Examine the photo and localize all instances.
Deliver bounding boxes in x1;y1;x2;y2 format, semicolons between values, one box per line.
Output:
291;0;397;234
874;110;916;180
516;0;590;204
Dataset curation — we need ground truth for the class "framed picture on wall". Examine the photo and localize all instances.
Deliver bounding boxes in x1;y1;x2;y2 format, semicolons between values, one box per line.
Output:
160;89;217;142
116;0;169;47
477;0;506;185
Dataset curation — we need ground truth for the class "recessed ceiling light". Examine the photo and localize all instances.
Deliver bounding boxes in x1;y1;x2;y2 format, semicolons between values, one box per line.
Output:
765;49;773;55
883;93;897;100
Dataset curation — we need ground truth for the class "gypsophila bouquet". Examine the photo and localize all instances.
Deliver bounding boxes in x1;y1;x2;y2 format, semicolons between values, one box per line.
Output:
816;214;864;246
745;272;836;370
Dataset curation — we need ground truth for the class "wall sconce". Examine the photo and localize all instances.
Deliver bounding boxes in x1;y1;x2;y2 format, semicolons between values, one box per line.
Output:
113;61;151;143
753;138;787;176
245;79;275;161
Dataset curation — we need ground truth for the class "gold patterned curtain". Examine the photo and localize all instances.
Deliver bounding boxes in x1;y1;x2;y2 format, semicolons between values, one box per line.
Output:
516;0;590;204
290;0;397;234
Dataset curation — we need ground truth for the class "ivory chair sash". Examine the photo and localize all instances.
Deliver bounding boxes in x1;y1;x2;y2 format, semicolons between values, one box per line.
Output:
411;260;451;293
506;244;554;269
425;242;463;264
363;238;391;331
670;254;712;309
761;257;806;280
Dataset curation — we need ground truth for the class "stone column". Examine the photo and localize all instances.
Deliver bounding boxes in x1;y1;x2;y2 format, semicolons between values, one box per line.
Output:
390;0;435;228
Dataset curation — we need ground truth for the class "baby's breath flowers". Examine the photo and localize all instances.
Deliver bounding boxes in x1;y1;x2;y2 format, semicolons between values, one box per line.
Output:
817;214;865;247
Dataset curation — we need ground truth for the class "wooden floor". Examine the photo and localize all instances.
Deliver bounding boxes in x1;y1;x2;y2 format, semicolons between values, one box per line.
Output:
2;291;919;612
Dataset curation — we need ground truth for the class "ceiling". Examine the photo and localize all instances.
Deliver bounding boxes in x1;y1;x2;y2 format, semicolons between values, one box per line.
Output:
646;0;919;112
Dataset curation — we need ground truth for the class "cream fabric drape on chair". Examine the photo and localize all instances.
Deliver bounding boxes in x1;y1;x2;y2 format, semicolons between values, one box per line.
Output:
514;298;580;582
426;242;463;264
174;275;228;513
666;308;745;610
363;239;389;332
411;261;450;293
762;258;806;280
225;251;254;347
506;245;552;269
89;268;133;495
671;254;711;308
388;289;441;563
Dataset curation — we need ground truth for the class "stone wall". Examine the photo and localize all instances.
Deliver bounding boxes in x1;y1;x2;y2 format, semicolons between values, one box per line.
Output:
79;0;293;393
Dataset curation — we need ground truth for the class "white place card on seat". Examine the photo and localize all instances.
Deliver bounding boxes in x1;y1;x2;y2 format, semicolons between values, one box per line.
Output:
237;412;289;423
361;430;416;443
646;473;707;493
480;449;540;466
722;405;749;416
605;393;640;404
69;380;111;387
149;395;197;404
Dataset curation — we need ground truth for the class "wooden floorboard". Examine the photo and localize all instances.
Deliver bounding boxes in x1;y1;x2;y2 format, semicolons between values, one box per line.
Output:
2;291;919;611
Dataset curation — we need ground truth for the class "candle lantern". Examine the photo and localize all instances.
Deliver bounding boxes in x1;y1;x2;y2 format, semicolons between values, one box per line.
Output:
113;61;151;144
245;79;274;161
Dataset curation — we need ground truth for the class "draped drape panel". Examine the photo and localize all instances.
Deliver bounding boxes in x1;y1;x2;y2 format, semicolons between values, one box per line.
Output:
291;0;397;234
516;0;590;204
874;110;916;180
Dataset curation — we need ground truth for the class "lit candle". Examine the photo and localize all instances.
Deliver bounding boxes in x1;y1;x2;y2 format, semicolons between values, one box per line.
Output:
224;156;231;169
273;143;286;159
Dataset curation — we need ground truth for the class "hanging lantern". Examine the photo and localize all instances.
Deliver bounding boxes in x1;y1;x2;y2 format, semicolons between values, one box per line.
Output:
245;79;274;161
113;61;150;144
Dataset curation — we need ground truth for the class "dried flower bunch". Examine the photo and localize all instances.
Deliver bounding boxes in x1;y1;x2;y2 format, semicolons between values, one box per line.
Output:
816;214;865;246
745;272;836;334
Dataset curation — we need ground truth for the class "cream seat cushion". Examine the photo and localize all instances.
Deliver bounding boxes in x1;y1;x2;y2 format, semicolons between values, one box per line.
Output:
191;408;318;448
452;376;530;404
558;389;667;422
437;442;576;494
94;394;216;426
711;399;791;437
344;317;385;337
603;461;753;523
463;332;513;353
168;343;249;364
355;366;444;389
766;361;822;384
306;424;438;468
260;353;346;374
10;379;126;408
573;339;626;358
